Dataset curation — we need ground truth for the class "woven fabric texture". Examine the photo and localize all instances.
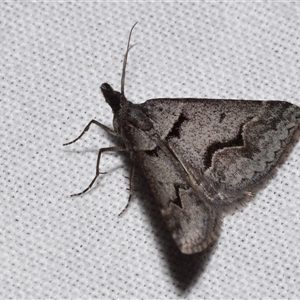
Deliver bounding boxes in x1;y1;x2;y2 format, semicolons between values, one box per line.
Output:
1;2;300;299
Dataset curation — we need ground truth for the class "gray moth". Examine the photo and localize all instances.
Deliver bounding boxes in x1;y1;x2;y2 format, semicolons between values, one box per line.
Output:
64;23;300;254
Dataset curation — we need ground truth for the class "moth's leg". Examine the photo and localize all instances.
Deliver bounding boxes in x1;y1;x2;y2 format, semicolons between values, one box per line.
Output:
63;120;118;146
118;163;135;216
70;146;127;197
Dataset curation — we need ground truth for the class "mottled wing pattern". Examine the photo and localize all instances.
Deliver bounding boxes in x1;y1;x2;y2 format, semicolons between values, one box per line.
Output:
133;144;221;254
141;99;300;203
129;98;300;253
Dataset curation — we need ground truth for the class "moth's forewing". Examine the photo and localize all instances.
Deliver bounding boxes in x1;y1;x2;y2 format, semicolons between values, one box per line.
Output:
141;99;300;202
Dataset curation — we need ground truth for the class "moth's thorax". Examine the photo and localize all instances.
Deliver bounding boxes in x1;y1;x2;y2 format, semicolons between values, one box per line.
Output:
114;101;158;151
101;83;157;151
112;99;130;134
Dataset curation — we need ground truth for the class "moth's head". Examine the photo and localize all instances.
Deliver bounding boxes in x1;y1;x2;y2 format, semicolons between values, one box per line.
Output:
101;83;124;114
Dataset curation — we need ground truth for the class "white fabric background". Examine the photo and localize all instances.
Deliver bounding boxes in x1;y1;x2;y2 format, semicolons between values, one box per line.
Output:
1;2;300;299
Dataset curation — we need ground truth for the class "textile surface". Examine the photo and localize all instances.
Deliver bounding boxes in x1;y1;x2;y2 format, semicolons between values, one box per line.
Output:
1;2;300;299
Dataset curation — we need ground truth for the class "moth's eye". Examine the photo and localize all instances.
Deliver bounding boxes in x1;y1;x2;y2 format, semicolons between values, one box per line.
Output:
101;83;115;101
101;84;122;114
100;83;113;93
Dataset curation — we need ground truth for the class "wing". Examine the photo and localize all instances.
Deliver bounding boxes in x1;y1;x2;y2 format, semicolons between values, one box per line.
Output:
133;146;221;254
113;96;300;254
140;98;300;204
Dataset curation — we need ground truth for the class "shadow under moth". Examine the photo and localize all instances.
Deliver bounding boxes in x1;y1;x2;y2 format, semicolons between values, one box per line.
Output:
64;23;300;254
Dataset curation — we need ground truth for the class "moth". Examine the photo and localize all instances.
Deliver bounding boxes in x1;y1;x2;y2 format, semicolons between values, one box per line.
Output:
64;23;300;254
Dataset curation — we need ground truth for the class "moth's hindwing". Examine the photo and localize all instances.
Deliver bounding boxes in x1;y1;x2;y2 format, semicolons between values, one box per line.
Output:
134;147;221;254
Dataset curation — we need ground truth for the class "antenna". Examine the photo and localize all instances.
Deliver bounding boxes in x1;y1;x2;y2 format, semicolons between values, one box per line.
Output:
121;22;138;96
